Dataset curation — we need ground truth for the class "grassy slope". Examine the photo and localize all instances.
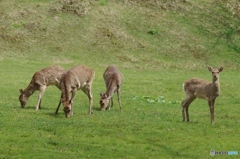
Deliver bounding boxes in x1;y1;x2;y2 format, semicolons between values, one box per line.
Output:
0;0;240;158
1;0;240;69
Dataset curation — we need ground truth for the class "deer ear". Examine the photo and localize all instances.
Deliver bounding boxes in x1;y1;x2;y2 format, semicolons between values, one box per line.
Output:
19;89;24;94
55;78;60;83
69;99;73;104
218;67;223;72
208;66;213;72
100;92;104;97
105;93;109;98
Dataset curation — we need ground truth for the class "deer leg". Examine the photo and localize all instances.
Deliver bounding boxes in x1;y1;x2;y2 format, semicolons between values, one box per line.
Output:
186;105;190;122
182;100;186;122
212;99;216;124
70;89;77;116
55;93;63;114
106;98;113;110
39;99;42;109
82;85;93;115
208;99;215;124
182;96;196;122
117;89;122;112
36;86;46;110
55;100;61;114
111;97;113;108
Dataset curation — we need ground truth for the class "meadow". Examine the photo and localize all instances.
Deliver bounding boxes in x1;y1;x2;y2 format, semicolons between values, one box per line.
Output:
0;0;240;158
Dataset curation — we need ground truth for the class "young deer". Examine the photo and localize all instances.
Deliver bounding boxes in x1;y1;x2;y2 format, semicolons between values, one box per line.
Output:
19;65;66;110
55;65;95;118
100;65;123;111
182;66;223;124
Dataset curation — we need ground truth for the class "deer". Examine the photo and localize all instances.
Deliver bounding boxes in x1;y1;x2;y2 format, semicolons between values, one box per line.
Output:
182;66;223;124
100;65;123;111
55;65;95;118
19;65;66;110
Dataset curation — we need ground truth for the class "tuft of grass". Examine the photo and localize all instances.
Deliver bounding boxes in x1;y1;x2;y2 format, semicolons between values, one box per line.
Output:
99;0;107;6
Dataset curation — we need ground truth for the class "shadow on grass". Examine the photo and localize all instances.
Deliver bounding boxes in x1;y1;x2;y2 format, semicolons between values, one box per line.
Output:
45;108;100;118
47;112;64;118
92;107;101;112
158;144;198;158
16;105;54;111
177;120;200;124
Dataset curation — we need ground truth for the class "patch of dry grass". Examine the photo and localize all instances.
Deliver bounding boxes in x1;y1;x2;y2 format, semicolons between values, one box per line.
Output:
0;0;239;70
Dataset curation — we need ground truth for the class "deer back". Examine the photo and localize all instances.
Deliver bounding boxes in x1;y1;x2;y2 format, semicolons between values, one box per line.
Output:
184;78;220;100
103;65;123;91
60;65;95;100
33;65;66;88
67;65;95;89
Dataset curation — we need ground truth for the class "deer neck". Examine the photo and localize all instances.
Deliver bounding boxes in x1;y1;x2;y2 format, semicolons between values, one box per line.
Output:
105;82;117;99
211;79;220;95
62;80;71;102
23;84;37;98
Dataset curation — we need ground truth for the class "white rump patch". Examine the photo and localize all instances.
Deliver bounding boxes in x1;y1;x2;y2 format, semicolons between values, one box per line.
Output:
182;83;185;91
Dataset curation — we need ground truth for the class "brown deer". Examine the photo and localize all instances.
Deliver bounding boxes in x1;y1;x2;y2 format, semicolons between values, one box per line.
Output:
19;65;66;110
100;65;123;111
182;66;223;124
55;65;95;118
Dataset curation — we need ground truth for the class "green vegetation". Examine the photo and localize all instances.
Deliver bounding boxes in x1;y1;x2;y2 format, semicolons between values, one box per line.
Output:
0;0;239;158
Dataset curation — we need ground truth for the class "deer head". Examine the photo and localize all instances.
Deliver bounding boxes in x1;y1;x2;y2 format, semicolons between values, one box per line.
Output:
208;66;223;81
19;89;29;108
63;99;73;118
99;92;110;111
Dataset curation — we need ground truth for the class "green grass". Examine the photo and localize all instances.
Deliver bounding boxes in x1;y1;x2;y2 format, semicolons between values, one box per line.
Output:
0;0;240;158
1;63;239;158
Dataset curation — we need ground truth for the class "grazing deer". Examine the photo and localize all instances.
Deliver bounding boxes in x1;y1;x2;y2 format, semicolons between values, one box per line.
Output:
182;66;223;124
100;65;123;111
19;65;66;110
55;65;95;118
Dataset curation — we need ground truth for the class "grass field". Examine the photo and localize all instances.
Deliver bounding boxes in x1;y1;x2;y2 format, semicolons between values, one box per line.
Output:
0;0;240;158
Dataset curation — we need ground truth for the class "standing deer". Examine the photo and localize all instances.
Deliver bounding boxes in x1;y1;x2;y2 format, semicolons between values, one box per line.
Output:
182;66;223;124
55;65;95;118
100;65;123;111
19;65;66;110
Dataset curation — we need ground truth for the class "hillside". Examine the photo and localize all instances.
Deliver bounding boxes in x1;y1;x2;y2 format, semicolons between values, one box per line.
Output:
1;0;240;70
